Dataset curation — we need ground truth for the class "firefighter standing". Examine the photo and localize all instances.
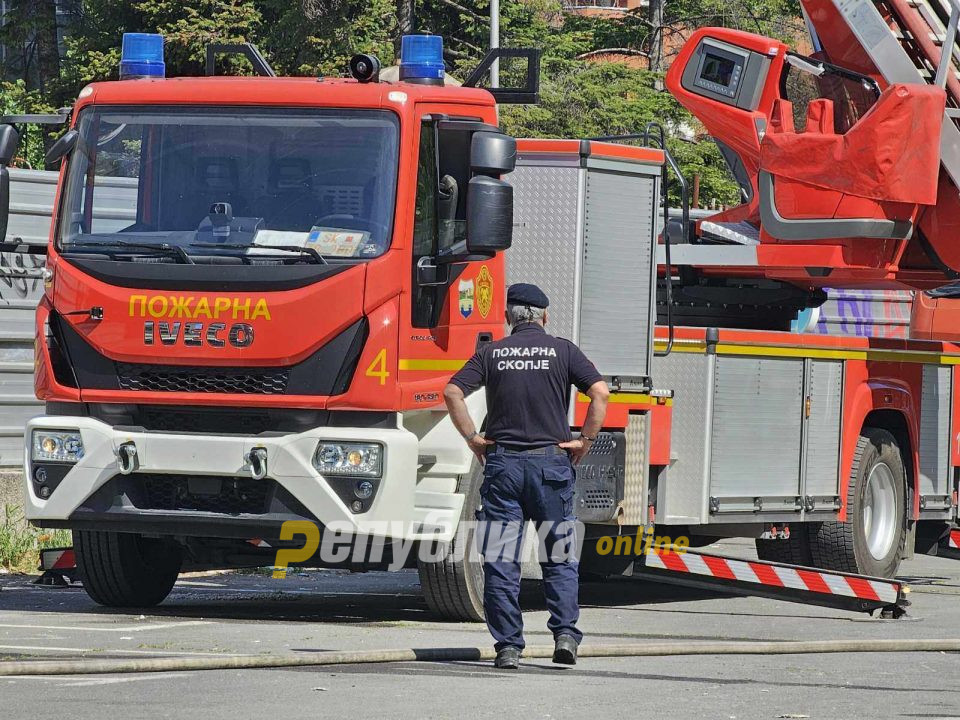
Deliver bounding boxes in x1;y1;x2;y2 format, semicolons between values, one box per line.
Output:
443;283;610;669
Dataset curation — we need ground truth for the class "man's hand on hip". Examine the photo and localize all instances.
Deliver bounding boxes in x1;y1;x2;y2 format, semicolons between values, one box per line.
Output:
443;383;493;463
467;433;495;464
559;437;593;465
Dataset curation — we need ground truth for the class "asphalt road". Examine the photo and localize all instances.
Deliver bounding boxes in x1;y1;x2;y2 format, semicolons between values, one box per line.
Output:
1;538;960;720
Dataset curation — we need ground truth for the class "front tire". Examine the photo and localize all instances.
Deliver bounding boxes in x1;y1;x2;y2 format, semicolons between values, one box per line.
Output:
808;427;907;578
417;462;485;621
75;530;181;607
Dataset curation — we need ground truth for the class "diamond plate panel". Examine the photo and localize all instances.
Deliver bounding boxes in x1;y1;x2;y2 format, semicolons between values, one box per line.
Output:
623;412;647;525
505;162;582;342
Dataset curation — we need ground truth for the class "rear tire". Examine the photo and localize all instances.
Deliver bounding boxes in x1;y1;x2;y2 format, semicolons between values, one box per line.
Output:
808;427;907;578
755;525;814;566
75;530;181;607
417;462;486;622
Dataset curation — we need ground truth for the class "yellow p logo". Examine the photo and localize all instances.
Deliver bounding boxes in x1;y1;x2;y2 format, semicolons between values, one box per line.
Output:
272;521;320;579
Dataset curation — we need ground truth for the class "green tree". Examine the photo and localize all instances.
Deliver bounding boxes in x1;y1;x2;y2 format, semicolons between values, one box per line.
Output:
0;80;55;168
55;0;264;99
0;0;61;95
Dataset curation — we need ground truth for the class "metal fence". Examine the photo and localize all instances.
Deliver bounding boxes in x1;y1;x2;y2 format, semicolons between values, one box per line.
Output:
0;169;54;467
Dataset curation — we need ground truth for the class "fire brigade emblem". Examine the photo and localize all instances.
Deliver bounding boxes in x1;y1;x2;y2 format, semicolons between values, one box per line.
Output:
476;265;493;318
458;279;475;318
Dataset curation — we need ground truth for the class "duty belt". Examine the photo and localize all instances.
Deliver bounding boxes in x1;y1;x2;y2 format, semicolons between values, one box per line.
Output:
487;444;568;456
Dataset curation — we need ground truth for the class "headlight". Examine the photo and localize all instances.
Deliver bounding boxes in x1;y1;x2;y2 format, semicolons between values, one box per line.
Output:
32;430;84;463
312;442;383;478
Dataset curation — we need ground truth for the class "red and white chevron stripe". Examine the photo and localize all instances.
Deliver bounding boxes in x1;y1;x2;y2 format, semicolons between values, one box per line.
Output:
39;548;76;571
949;530;960;551
645;549;900;605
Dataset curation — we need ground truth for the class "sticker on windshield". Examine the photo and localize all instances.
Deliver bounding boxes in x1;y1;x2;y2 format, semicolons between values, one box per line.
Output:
305;227;368;257
252;230;310;247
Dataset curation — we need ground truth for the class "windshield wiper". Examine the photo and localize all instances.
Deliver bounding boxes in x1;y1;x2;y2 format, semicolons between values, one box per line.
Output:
190;243;328;265
65;241;194;264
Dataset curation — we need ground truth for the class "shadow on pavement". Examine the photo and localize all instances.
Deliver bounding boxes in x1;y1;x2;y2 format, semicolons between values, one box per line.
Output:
0;570;845;626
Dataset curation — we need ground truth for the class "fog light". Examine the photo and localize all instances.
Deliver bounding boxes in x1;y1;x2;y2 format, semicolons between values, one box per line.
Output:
34;466;48;483
32;430;84;463
355;480;374;499
312;442;383;478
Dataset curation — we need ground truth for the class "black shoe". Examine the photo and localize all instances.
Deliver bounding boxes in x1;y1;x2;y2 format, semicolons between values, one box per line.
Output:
494;646;521;669
553;634;578;665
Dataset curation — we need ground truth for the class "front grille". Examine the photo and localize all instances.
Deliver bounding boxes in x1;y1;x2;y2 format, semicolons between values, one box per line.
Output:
116;363;289;394
138;474;273;514
136;407;277;434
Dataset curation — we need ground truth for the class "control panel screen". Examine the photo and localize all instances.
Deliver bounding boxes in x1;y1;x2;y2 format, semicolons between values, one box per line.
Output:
701;55;736;88
693;45;746;99
679;36;769;111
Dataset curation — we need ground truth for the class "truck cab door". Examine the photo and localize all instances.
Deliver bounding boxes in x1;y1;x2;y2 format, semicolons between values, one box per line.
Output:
401;114;506;404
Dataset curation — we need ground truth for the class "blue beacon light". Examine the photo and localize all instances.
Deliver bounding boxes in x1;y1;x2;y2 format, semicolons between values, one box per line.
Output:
120;33;166;80
399;35;445;86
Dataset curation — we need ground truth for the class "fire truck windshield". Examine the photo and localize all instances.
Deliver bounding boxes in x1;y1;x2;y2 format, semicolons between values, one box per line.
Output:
57;106;400;262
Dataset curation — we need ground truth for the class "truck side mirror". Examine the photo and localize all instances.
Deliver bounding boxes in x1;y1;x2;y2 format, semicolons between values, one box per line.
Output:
0;124;21;242
466;176;513;254
0;124;20;165
470;131;516;175
45;129;78;167
465;131;515;254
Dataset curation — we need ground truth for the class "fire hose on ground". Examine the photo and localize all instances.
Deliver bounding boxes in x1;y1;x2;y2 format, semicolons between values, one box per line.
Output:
1;638;959;676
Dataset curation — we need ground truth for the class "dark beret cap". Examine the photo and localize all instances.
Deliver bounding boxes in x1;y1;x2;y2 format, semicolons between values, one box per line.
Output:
506;283;549;309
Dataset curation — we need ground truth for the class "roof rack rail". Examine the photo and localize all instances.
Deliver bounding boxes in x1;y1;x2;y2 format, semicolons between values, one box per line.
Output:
463;48;541;105
0;113;69;126
205;43;276;78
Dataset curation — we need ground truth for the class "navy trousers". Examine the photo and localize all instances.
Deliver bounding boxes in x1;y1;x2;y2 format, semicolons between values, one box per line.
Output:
476;447;582;652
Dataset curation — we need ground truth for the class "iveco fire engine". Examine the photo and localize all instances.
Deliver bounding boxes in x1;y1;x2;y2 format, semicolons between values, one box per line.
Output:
0;34;550;616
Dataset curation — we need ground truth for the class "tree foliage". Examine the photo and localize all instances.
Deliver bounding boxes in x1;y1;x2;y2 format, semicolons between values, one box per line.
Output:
0;80;55;168
0;0;803;205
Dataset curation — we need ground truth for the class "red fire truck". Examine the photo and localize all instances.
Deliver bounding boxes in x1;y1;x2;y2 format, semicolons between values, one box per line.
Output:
6;0;960;622
0;35;544;616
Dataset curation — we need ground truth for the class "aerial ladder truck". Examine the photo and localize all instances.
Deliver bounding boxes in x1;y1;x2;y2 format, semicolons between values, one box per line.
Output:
618;0;960;584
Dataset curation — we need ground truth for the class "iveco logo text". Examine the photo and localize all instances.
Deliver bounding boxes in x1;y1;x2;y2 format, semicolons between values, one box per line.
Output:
129;295;270;348
143;321;254;347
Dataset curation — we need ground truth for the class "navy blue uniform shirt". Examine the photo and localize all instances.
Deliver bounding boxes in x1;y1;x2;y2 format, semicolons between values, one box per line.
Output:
450;323;603;449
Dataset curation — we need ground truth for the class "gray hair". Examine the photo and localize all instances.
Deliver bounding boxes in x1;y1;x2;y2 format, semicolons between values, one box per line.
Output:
506;304;546;326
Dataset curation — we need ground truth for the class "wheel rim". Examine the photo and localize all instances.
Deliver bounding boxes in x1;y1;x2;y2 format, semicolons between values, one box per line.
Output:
862;462;898;561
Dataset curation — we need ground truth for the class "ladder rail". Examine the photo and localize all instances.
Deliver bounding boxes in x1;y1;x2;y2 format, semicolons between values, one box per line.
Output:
933;0;960;87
